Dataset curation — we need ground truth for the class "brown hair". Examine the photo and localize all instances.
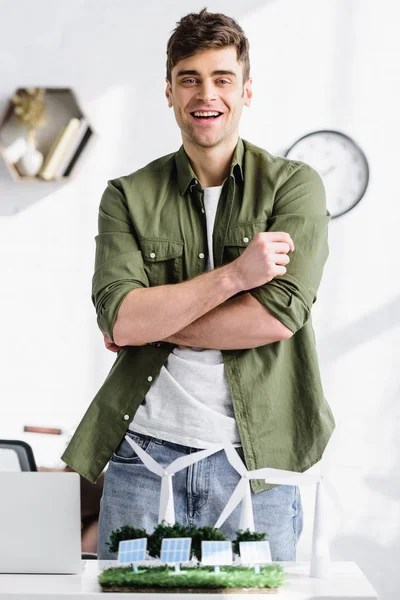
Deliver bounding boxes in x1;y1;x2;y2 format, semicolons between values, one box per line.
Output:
166;8;250;84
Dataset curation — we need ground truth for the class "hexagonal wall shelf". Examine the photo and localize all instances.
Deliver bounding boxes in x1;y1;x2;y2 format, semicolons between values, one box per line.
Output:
0;87;94;182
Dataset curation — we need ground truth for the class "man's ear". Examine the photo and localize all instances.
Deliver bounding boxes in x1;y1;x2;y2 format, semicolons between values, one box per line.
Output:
243;77;253;107
165;78;173;108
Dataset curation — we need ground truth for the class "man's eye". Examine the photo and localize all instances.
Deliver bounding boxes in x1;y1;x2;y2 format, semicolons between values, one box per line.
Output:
218;79;230;84
182;79;197;84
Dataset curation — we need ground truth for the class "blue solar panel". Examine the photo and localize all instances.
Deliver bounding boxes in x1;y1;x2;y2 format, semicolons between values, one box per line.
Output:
201;541;232;566
239;541;272;565
118;538;147;564
160;538;191;564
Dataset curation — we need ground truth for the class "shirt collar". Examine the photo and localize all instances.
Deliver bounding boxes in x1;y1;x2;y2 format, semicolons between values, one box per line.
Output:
175;137;244;196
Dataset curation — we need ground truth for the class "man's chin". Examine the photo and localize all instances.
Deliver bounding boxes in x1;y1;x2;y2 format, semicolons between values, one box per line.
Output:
184;129;226;149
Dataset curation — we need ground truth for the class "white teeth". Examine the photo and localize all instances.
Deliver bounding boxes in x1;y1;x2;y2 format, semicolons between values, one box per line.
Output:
193;111;221;117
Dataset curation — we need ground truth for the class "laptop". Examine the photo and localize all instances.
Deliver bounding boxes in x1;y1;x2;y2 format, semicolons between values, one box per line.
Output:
0;472;81;574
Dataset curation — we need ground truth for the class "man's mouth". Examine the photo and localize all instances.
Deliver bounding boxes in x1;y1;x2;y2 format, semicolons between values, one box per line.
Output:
190;111;223;120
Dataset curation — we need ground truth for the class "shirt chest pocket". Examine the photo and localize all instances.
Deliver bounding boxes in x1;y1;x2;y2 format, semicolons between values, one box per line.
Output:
223;219;268;263
140;238;184;286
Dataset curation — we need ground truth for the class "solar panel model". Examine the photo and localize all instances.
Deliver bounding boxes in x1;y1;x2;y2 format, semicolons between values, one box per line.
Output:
201;540;233;573
160;538;192;573
239;540;272;574
118;538;147;572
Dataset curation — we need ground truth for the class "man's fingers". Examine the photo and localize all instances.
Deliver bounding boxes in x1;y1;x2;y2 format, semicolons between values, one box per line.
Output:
274;253;290;266
270;242;291;254
103;332;121;352
107;344;120;353
275;265;287;276
262;232;294;251
105;341;121;352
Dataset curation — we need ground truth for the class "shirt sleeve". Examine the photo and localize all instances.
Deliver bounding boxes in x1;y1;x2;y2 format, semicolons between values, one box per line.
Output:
91;179;149;342
249;162;330;334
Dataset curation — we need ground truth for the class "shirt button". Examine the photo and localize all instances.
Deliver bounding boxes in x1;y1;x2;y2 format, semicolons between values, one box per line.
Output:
243;237;249;243
150;252;156;258
123;414;130;420
147;376;153;382
198;253;205;259
201;208;205;213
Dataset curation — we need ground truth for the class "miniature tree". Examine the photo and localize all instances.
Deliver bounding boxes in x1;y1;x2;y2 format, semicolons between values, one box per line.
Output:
107;525;148;554
190;526;228;562
232;529;267;556
147;521;191;559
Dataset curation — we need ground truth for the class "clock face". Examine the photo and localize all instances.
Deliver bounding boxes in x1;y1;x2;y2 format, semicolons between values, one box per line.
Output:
284;130;369;218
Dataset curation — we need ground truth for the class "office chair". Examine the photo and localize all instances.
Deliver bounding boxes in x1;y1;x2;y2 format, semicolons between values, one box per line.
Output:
0;439;37;471
0;439;97;559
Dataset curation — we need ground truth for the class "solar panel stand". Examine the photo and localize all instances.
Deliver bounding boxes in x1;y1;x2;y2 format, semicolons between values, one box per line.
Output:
214;565;221;574
254;564;260;574
132;563;139;573
174;562;180;573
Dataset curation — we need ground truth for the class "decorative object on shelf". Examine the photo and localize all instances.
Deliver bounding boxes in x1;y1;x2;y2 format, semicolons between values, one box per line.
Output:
16;138;44;177
11;87;47;177
284;130;369;218
1;137;27;164
0;87;94;183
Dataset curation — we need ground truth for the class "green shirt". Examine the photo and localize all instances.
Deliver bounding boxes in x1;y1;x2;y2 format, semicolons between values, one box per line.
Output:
62;137;335;492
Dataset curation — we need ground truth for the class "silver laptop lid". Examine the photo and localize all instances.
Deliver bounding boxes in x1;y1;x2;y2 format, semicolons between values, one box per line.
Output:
0;472;81;574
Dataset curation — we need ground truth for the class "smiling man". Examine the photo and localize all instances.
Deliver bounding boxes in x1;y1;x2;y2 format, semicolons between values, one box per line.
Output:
61;8;335;560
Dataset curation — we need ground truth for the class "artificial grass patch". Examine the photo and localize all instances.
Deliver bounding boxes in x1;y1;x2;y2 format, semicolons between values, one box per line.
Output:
99;564;286;593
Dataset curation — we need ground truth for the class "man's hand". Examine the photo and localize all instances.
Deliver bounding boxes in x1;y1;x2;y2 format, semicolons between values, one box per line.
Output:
103;332;122;352
233;231;294;290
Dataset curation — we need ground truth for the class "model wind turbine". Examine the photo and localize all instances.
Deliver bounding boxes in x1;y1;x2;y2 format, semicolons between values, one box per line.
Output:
125;436;223;526
215;428;344;579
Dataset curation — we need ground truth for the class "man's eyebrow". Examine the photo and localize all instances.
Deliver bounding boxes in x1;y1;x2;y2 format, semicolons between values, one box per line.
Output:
176;69;237;78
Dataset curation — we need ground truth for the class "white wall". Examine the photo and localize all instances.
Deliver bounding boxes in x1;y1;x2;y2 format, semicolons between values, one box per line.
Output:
1;0;399;597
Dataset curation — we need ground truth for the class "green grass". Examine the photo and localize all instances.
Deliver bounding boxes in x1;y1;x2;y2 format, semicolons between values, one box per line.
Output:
99;564;286;591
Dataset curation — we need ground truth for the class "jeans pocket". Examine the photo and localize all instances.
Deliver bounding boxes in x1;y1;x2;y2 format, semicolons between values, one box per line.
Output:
111;431;155;465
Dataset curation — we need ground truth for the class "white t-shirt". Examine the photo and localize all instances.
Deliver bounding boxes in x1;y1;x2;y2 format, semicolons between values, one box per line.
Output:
129;184;241;448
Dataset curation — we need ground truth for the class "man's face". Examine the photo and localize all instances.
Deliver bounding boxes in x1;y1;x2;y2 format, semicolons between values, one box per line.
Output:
165;46;252;149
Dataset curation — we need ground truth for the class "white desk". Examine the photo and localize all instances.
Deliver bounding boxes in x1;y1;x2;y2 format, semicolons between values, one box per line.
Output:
0;561;379;599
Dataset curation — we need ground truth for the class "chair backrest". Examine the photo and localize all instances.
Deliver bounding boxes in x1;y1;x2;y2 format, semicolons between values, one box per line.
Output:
0;439;37;471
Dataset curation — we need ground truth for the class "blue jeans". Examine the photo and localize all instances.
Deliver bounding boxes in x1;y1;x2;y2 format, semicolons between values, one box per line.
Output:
97;431;303;560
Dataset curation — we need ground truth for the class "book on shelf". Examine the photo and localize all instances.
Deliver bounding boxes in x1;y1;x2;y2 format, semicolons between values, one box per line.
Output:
62;124;93;177
39;117;80;180
54;117;90;179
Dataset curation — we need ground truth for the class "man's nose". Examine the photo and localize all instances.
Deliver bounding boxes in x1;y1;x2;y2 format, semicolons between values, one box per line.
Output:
197;81;217;103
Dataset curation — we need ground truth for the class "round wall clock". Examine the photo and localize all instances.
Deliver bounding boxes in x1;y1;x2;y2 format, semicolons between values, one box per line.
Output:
284;130;369;218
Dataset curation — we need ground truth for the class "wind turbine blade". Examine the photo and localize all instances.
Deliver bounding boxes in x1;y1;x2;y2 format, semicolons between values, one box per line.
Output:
159;475;175;525
223;441;248;477
125;435;165;476
214;478;248;529
168;444;223;475
247;466;320;486
239;483;255;532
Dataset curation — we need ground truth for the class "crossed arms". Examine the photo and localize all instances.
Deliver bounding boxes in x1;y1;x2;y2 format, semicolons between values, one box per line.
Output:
93;163;330;352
